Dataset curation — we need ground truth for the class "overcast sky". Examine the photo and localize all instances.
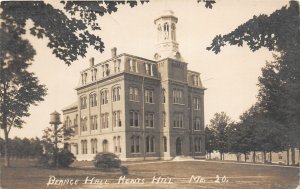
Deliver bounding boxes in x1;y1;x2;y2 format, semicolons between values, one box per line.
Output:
5;0;290;138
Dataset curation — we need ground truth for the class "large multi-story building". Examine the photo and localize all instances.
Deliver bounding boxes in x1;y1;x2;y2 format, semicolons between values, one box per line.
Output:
62;10;206;161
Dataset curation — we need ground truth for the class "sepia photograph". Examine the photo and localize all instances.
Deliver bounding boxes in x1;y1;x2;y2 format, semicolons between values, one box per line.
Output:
0;0;299;188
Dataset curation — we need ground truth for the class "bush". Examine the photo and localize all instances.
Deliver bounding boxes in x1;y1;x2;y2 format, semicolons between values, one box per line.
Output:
57;149;76;167
93;152;121;169
39;153;55;167
39;149;75;168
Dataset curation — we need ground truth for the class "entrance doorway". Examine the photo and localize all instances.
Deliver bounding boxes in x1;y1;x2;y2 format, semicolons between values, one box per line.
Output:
176;137;182;155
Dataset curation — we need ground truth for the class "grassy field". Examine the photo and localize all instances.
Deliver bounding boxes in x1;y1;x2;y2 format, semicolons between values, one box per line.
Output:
1;159;299;189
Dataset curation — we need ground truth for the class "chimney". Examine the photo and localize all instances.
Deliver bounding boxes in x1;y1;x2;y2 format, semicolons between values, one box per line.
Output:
111;47;117;58
89;57;94;67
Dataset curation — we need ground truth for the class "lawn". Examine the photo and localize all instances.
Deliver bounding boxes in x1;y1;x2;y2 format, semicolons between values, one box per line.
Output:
1;159;299;189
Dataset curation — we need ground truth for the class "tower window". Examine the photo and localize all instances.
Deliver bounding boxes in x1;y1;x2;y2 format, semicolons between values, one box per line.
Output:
163;23;169;39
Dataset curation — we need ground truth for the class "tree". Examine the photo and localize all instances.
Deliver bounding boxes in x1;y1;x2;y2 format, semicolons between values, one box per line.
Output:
208;112;232;160
41;123;74;167
0;23;47;167
207;1;300;165
0;1;148;65
227;122;251;162
205;127;215;159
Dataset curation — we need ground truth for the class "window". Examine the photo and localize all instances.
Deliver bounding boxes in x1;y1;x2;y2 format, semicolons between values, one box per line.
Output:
112;87;121;102
101;90;109;105
194;137;202;152
162;112;166;127
163;136;167;152
81;73;87;84
173;112;183;128
129;111;139;127
80;96;87;109
102;140;108;152
91;139;98;154
173;89;184;104
194;117;201;131
90;115;98;130
65;116;71;127
194;98;201;110
91;68;97;81
163;23;169;39
114;59;121;73
145;90;154;103
145;113;154;128
117;136;121;153
89;93;97;107
130;136;140;153
146;136;155;153
162;88;166;103
81;140;88;154
80;117;87;131
102;64;110;77
74;115;78;134
145;63;154;76
112;111;121;127
129;59;138;72
101;113;109;129
113;136;122;153
74;144;78;155
129;87;139;101
193;75;200;86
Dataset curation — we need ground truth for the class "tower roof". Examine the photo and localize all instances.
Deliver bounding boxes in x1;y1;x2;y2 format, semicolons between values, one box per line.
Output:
154;10;178;24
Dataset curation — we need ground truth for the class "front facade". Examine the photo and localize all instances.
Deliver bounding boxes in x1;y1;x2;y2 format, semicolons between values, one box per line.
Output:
62;11;206;161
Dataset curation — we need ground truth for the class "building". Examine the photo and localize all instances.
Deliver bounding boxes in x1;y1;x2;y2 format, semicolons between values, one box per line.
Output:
62;10;206;161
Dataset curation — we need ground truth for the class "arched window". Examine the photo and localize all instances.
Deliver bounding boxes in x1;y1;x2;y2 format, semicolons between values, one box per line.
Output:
90;92;97;107
117;136;121;153
171;23;176;40
81;140;88;154
146;136;155;153
130;136;140;153
100;89;109;105
74;114;78;134
113;136;121;153
80;95;87;109
103;139;108;152
112;86;121;102
113;137;117;153
91;138;98;154
163;23;169;39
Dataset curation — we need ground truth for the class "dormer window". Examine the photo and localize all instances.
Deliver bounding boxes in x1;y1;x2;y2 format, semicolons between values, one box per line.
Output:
129;59;138;73
114;59;121;73
81;73;87;84
145;63;154;76
193;75;199;86
91;68;97;81
102;64;110;77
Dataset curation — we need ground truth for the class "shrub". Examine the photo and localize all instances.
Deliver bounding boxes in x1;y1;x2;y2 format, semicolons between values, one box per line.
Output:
93;152;121;169
39;153;55;167
57;149;76;167
39;149;75;168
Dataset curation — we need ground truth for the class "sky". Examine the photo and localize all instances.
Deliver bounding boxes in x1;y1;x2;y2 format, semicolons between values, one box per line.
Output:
5;0;290;139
